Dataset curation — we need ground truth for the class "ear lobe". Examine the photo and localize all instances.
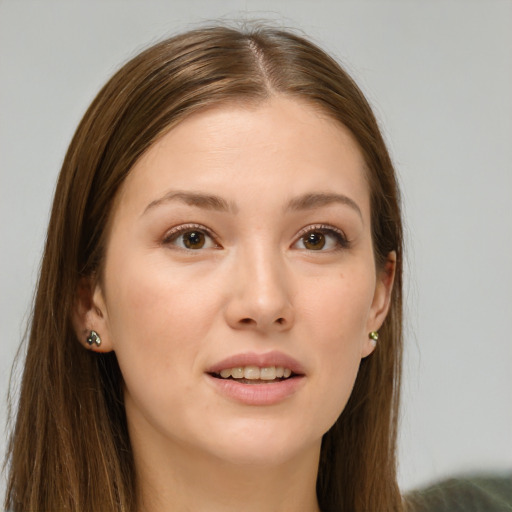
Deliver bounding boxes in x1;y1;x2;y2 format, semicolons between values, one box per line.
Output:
72;276;113;352
362;251;397;358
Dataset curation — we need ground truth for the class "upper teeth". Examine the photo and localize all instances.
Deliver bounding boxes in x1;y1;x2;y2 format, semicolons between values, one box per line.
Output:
218;366;292;380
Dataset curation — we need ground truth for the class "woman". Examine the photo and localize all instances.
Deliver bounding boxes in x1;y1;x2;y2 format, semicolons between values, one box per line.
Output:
4;25;404;512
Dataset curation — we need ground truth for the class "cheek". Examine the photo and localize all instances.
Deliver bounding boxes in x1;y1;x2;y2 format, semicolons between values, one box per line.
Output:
105;248;218;337
102;256;225;433
297;271;375;426
299;268;375;345
102;253;221;387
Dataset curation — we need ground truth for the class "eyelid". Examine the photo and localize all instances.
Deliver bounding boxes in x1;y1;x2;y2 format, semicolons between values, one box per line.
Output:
293;223;350;250
162;223;220;248
161;223;349;250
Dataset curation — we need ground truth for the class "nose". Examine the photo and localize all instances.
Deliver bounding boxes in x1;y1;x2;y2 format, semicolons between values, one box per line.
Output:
224;245;294;333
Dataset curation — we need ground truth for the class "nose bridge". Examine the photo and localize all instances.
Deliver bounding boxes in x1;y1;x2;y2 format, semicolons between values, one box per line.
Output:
226;236;293;331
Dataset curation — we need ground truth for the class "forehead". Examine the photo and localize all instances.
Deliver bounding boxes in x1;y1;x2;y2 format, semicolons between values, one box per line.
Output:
113;96;370;217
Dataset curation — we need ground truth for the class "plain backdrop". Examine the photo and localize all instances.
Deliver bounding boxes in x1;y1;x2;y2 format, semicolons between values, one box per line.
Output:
1;0;511;498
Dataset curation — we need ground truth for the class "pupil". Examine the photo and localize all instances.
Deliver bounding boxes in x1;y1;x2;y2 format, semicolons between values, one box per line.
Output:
304;232;325;250
184;231;205;249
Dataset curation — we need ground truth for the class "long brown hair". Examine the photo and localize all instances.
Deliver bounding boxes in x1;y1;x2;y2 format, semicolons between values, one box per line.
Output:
4;25;404;512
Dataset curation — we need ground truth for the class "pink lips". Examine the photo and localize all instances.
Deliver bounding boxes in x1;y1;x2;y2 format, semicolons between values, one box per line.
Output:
205;351;306;406
206;350;305;376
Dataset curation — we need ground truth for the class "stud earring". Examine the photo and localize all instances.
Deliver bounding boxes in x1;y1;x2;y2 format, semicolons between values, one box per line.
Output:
369;331;379;346
86;330;101;347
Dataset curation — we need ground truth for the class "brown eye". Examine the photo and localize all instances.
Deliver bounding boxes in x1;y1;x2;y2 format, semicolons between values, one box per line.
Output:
293;226;349;252
182;230;206;249
164;225;217;250
302;232;326;250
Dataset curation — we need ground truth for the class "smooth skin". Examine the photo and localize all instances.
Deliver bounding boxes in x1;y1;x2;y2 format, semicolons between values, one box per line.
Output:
75;96;395;512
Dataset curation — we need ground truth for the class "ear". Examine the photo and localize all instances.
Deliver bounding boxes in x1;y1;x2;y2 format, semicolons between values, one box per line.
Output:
361;251;396;358
73;276;113;352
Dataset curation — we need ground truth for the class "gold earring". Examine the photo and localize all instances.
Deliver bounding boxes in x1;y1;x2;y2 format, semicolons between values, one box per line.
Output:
86;330;101;347
369;331;379;346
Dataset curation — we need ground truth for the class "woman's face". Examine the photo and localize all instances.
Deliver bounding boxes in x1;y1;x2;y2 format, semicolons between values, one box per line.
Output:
90;96;394;468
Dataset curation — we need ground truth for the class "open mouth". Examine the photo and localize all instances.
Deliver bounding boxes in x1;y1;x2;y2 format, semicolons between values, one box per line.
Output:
209;365;300;384
206;358;305;404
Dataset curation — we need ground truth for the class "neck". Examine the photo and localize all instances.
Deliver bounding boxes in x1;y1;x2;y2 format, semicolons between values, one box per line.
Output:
134;436;322;512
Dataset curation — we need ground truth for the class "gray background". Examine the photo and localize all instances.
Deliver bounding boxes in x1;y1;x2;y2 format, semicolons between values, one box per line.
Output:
1;0;511;497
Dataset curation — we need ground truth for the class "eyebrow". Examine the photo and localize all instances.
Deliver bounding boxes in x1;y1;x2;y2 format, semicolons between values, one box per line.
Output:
142;190;362;219
287;192;363;219
142;190;237;216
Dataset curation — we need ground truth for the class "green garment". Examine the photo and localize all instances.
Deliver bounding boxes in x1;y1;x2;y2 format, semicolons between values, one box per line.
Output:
407;473;512;512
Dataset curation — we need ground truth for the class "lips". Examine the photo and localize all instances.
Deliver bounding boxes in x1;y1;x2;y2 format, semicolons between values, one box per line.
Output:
206;350;305;376
205;351;306;405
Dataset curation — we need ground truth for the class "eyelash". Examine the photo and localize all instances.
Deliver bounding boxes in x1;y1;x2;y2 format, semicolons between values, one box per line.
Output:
162;223;350;251
162;224;219;249
294;224;350;251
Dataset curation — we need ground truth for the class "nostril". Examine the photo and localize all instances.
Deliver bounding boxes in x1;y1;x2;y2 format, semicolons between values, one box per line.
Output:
232;314;291;330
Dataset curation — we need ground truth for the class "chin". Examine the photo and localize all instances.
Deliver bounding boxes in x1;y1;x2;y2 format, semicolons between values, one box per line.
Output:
197;421;321;468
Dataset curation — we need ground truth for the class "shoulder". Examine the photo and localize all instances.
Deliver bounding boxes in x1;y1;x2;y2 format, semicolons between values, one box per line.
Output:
406;473;512;512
